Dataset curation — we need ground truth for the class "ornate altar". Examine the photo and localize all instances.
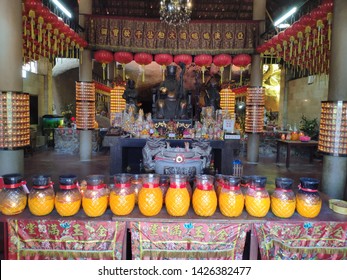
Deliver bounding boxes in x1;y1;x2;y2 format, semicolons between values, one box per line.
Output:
142;138;211;177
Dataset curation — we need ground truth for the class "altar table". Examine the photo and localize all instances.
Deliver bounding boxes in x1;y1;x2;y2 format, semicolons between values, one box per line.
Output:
276;139;318;168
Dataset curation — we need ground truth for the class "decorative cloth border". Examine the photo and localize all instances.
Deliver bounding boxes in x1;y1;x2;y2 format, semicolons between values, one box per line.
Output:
86;17;258;55
7;219;126;260
130;221;250;260
254;222;347;260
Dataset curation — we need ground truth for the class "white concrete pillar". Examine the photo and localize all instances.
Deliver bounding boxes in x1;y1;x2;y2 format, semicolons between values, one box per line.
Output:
246;0;266;164
0;0;24;175
78;0;93;161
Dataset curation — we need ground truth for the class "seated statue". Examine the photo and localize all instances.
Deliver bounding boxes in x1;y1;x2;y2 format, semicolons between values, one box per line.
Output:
154;64;189;119
122;79;138;112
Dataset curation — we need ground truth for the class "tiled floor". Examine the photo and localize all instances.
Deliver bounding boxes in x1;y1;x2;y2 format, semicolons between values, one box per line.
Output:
23;147;324;191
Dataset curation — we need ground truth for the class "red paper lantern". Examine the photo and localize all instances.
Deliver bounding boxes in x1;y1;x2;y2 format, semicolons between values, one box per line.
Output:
155;53;173;81
174;54;192;65
194;54;213;83
134;52;153;82
114;51;133;80
233;54;251;68
213;54;232;83
94;50;114;80
233;54;251;85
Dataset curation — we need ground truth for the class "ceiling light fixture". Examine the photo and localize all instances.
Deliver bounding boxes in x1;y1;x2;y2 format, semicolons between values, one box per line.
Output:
159;0;192;26
274;7;297;27
52;0;72;18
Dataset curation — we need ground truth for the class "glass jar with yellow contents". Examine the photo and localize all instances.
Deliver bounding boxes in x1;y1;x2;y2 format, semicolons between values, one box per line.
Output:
82;175;108;217
138;174;162;216
271;177;296;218
296;177;321;218
28;175;55;216
219;176;244;217
55;175;81;217
245;176;270;218
192;174;217;217
110;173;135;216
0;173;28;215
165;174;190;217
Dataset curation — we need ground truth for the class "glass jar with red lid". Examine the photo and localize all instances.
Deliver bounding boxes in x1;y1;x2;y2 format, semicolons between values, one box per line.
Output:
55;174;81;217
28;175;55;216
0;173;28;215
219;176;244;217
82;175;108;217
165;174;190;216
192;174;217;217
296;177;321;218
138;174;162;216
245;175;270;218
110;173;135;216
271;177;296;218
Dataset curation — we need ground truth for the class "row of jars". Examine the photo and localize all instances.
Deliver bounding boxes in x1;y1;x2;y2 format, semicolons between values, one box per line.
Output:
0;172;322;219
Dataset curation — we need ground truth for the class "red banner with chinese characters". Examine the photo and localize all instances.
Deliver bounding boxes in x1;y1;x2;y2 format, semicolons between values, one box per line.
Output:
7;219;126;260
130;221;250;260
254;222;347;260
86;17;258;55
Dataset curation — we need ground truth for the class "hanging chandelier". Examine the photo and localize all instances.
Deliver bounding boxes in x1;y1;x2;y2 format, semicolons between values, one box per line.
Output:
159;0;192;26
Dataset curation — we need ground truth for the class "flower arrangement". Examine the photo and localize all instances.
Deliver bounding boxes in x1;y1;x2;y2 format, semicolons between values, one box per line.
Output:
299;115;319;140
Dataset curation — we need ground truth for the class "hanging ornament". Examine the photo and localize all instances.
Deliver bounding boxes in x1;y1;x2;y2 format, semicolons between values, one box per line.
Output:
233;54;251;86
134;52;153;82
213;54;232;83
291;21;304;55
320;0;334;50
310;7;326;47
284;27;297;59
299;15;315;51
35;5;50;43
25;0;41;40
155;53;173;81
114;51;133;80
194;54;212;83
94;50;114;80
277;31;289;62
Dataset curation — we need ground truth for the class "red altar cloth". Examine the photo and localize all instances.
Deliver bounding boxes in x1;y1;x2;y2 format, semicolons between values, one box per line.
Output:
7;219;126;260
254;221;347;260
130;221;250;260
